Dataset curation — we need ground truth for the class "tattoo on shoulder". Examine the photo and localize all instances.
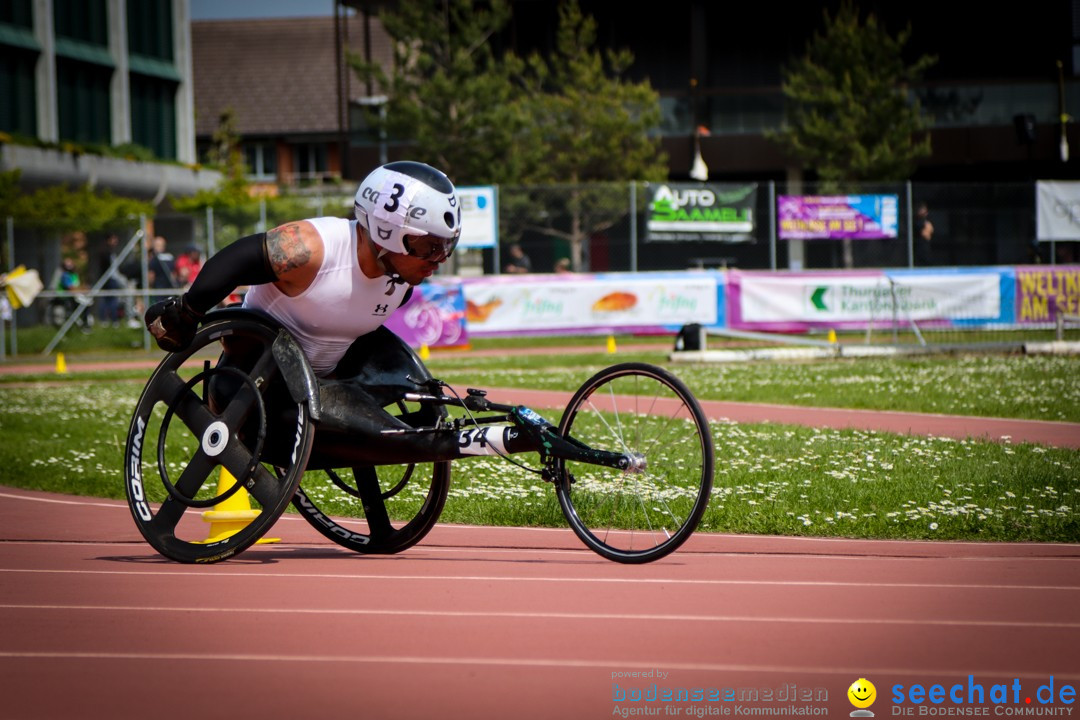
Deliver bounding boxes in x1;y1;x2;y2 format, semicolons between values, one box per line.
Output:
265;224;312;276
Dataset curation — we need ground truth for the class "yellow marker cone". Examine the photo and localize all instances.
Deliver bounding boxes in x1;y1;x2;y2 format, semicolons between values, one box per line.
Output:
606;335;617;354
419;343;431;360
827;329;838;344
55;352;67;374
196;468;279;544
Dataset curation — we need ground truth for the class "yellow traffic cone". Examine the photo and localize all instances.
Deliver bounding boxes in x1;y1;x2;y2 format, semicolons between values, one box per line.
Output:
827;329;838;344
196;468;279;544
55;352;67;374
606;335;617;354
419;343;431;360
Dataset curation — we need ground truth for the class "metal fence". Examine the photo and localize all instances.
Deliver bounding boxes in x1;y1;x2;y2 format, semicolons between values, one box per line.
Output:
491;181;1059;275
2;180;1074;350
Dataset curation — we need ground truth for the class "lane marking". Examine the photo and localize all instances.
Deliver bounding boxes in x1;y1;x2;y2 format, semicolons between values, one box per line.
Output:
2;539;1078;564
1;604;1077;629
0;651;1076;682
0;567;1076;591
2;492;1079;550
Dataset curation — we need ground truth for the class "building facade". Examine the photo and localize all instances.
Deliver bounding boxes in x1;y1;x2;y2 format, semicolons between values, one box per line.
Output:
1;0;197;164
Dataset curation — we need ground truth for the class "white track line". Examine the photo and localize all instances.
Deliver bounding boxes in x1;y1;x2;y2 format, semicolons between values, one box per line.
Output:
3;491;1080;550
1;603;1076;629
0;567;1076;590
0;651;1075;682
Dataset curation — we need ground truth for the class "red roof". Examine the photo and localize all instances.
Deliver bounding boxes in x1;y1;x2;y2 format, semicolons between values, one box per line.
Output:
192;15;392;138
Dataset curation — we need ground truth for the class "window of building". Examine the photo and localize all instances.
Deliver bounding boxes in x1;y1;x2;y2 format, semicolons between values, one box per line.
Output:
0;0;33;28
0;47;37;137
54;0;107;46
127;0;173;62
245;143;278;180
130;73;177;159
56;57;111;145
293;143;328;180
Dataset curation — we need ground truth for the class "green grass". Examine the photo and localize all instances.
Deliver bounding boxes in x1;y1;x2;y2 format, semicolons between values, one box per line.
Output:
0;358;1077;542
420;352;1080;423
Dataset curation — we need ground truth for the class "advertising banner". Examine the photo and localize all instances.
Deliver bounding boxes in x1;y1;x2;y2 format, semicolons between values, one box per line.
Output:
1035;181;1080;241
457;186;498;249
1015;265;1080;323
385;280;468;347
645;183;756;242
729;270;1003;330
463;274;719;334
777;195;899;240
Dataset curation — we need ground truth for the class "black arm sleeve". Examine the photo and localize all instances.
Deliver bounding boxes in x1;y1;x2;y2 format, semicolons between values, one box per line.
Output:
184;232;277;314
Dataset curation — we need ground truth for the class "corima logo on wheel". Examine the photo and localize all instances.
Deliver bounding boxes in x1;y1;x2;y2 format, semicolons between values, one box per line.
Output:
294;491;370;544
128;416;152;521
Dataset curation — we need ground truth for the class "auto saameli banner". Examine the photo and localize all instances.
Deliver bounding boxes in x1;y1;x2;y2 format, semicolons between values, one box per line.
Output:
645;183;757;242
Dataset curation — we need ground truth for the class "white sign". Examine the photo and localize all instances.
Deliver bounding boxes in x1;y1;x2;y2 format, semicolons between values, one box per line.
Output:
1036;181;1080;241
739;273;1001;323
464;276;717;332
457;186;497;249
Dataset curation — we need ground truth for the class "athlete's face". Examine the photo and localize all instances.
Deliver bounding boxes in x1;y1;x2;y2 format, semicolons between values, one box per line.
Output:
381;250;441;286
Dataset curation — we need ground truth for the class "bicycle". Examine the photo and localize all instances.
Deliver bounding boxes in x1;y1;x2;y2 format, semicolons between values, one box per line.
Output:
123;308;714;564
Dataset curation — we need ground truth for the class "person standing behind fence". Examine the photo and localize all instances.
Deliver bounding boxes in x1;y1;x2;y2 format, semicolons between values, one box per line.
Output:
147;236;179;291
914;202;934;265
95;233;125;326
504;243;532;274
175;246;203;289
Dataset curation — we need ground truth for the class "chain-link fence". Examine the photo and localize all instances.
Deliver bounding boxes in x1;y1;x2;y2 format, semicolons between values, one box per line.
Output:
2;180;1073;347
491;181;1051;274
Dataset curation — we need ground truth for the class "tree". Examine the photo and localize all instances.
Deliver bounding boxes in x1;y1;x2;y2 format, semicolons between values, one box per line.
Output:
349;0;528;185
505;0;668;269
517;0;667;186
0;170;152;234
353;0;668;270
769;1;936;186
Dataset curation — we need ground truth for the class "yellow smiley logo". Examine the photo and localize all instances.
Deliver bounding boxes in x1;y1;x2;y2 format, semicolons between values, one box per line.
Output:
848;678;877;709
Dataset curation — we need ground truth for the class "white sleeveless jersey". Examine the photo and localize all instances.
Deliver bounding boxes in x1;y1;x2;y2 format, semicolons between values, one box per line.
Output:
243;216;409;376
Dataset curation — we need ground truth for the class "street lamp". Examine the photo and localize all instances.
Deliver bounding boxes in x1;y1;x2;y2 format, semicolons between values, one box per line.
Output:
355;94;388;165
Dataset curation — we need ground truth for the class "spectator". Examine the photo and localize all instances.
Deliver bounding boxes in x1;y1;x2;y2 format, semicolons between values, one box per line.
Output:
147;236;178;291
95;233;125;326
175;246;203;288
554;258;572;274
49;257;91;330
56;257;79;293
913;202;934;265
503;243;532;274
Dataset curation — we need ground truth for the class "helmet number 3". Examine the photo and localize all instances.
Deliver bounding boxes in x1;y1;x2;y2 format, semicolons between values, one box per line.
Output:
383;183;405;213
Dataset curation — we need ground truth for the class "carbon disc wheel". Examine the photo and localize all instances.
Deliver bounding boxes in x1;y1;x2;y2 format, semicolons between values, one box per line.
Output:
123;314;315;563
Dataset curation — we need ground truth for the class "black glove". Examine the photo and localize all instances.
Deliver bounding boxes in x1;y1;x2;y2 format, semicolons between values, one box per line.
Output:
145;295;204;352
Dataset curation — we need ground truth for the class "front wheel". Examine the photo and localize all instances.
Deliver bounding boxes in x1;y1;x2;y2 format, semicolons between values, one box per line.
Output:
554;363;714;563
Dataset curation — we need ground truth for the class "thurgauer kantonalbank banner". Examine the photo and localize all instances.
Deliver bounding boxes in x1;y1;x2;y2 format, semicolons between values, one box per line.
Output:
645;183;757;242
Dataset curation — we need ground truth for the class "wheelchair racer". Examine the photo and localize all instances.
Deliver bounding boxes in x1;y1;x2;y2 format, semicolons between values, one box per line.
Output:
145;160;463;443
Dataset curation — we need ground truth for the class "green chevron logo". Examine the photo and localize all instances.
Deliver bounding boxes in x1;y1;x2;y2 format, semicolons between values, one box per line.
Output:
810;287;829;311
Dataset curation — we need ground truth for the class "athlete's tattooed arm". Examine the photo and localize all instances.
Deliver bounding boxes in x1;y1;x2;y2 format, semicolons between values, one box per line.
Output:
265;223;313;276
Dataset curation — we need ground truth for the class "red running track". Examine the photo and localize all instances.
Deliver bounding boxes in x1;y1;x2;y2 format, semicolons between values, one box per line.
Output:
1;487;1078;720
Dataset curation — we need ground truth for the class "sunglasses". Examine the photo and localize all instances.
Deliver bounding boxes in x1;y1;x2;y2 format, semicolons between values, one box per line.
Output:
402;233;459;262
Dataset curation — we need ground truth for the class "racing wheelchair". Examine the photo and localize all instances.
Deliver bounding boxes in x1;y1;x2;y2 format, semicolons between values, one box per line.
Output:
123;308;714;564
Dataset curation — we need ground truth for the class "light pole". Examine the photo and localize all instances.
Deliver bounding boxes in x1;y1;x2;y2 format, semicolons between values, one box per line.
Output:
355;94;388;165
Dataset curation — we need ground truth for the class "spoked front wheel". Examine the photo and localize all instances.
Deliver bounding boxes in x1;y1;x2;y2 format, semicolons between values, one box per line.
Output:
554;363;714;563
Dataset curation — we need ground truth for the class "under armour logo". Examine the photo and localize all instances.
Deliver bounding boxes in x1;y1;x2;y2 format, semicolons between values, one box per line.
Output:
373;303;389;315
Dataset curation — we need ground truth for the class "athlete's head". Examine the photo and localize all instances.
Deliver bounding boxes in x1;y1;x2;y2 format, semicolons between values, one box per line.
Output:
354;161;461;264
